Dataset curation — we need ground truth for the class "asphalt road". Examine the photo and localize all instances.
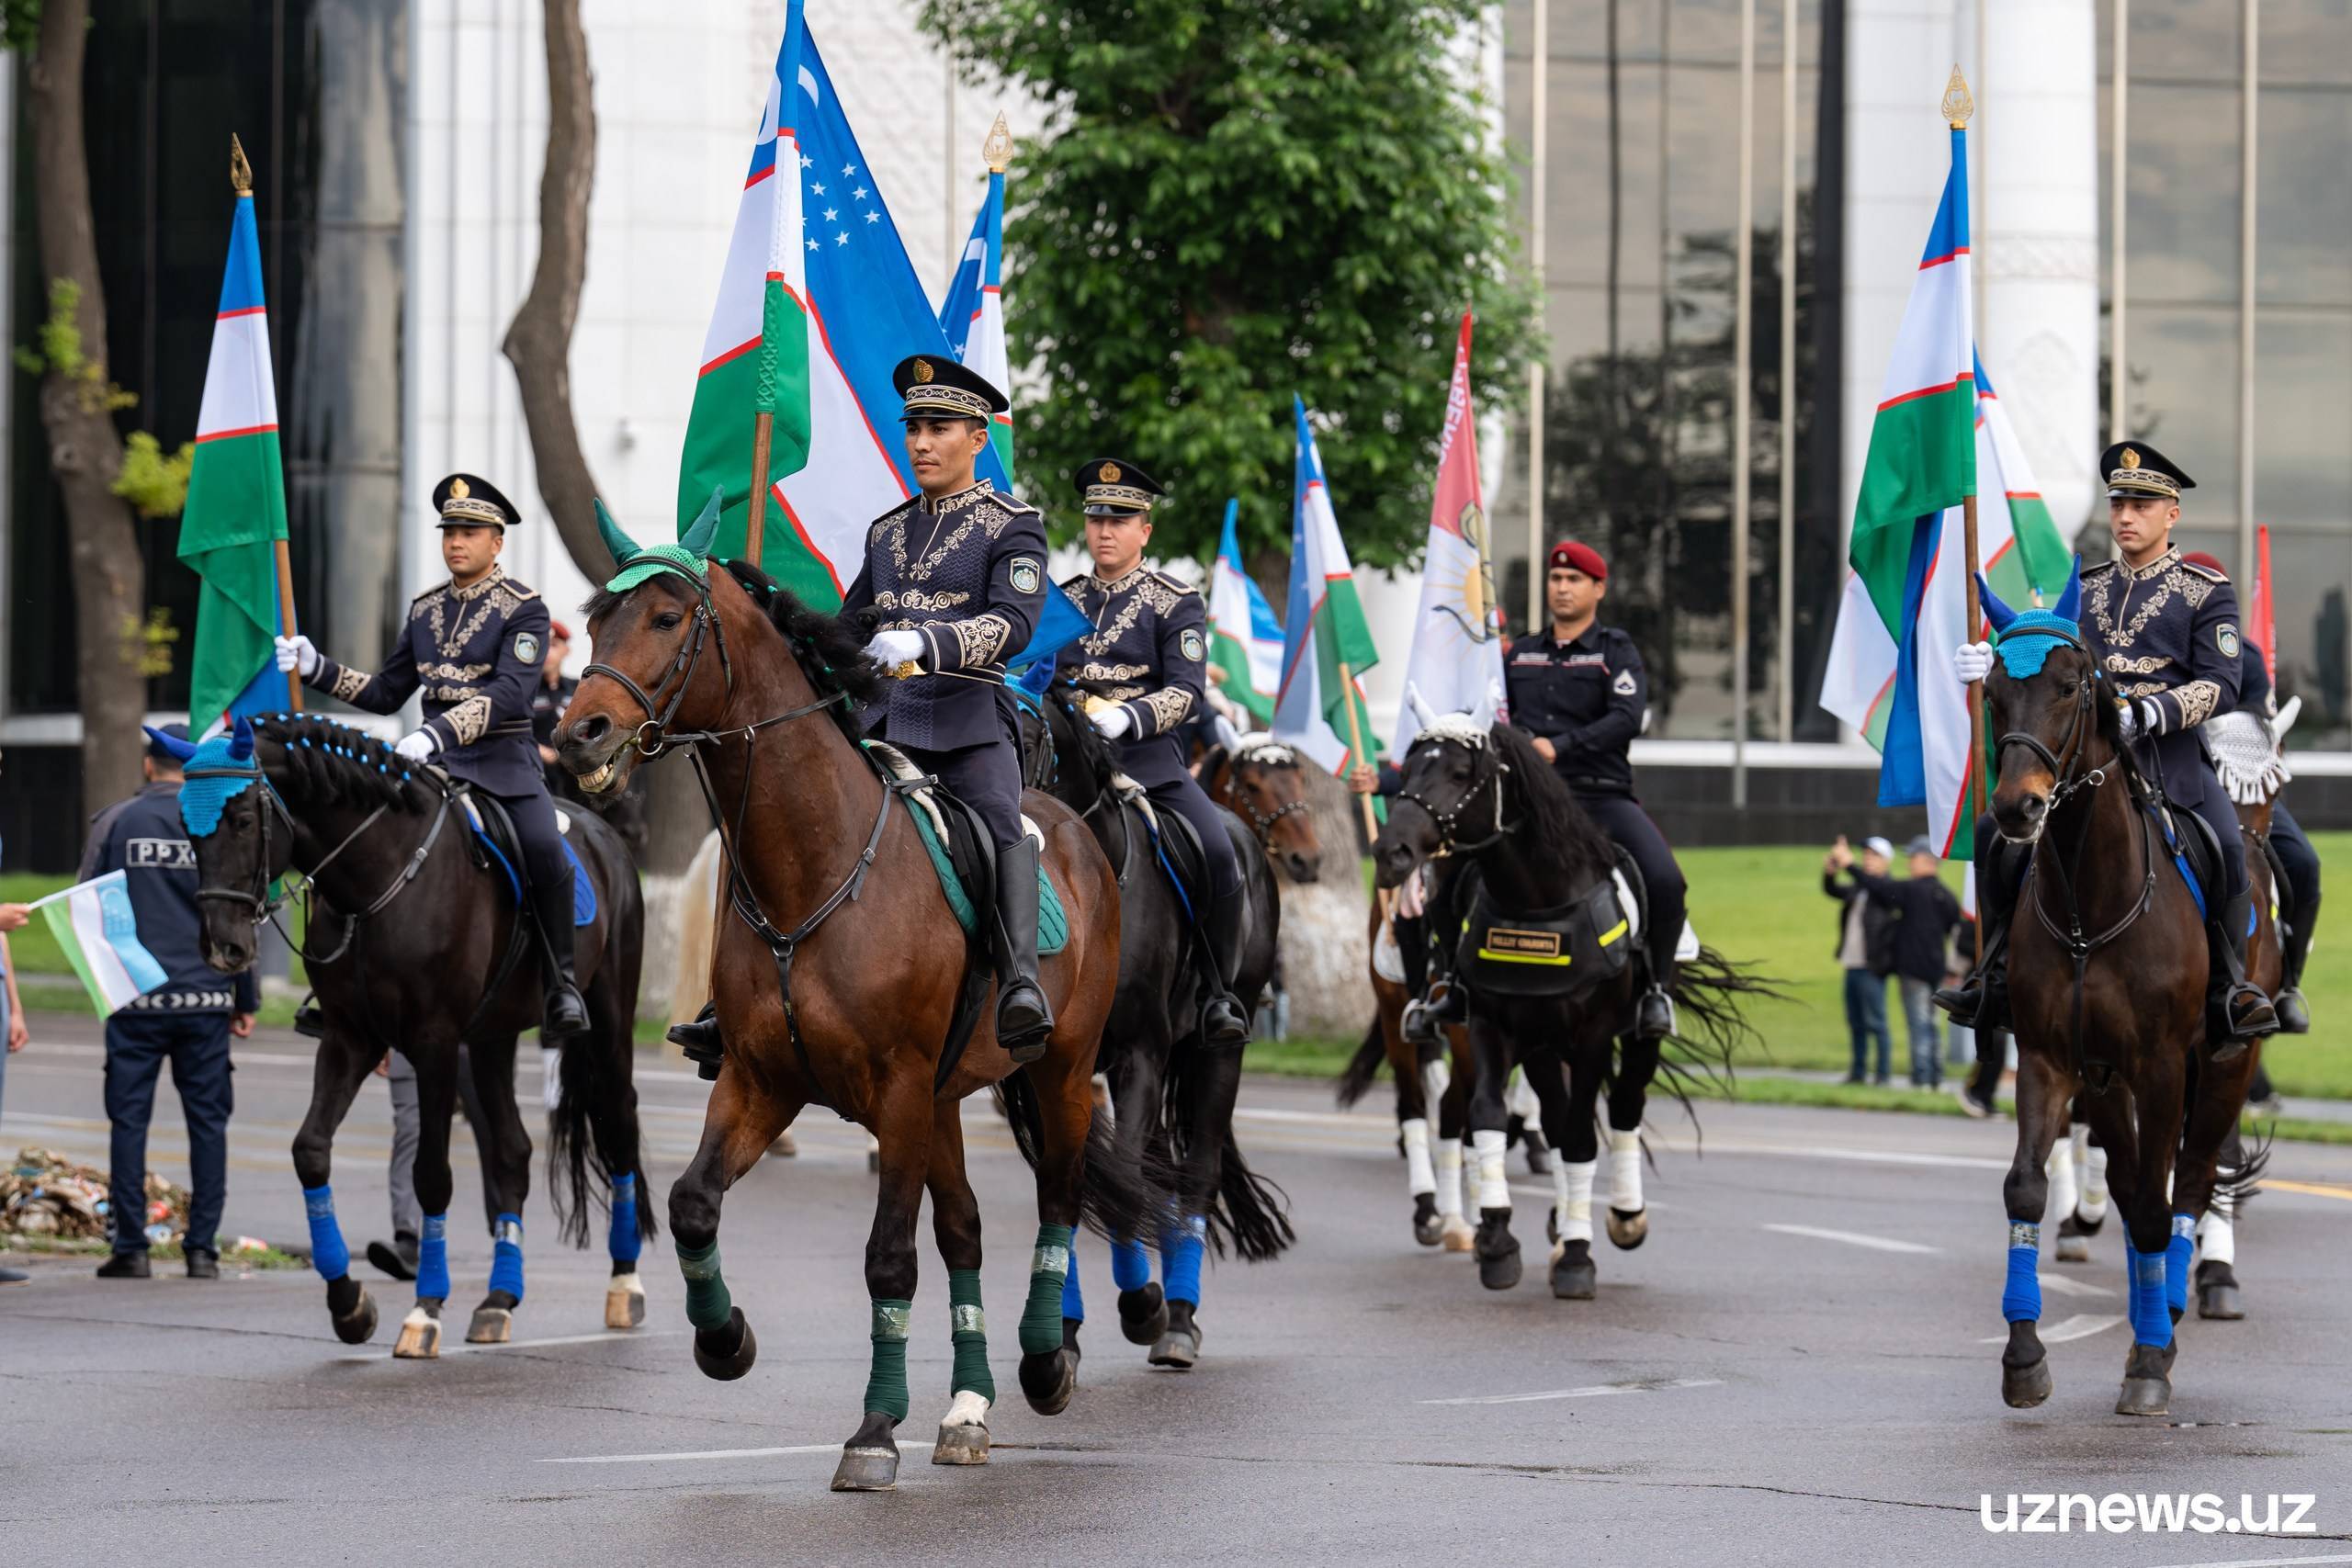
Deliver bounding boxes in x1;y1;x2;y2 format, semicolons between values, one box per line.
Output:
6;1013;2352;1568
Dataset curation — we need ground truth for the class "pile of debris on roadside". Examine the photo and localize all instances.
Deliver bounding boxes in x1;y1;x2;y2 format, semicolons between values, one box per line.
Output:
2;1146;185;1245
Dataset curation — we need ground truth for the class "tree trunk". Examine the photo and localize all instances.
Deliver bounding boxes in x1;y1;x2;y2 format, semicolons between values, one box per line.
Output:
501;0;608;581
1272;762;1374;1040
29;0;145;811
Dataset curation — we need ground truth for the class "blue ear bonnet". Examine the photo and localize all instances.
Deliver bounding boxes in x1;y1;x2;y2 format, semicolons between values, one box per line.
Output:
178;734;266;839
1994;610;2083;680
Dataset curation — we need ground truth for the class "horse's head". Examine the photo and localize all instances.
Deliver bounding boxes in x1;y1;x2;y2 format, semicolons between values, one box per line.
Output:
1978;566;2109;843
1371;715;1506;889
164;718;293;974
560;492;737;795
1213;735;1321;883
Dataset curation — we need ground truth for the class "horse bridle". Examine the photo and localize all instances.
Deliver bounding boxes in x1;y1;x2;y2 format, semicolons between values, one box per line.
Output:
1226;761;1312;847
1395;737;1516;857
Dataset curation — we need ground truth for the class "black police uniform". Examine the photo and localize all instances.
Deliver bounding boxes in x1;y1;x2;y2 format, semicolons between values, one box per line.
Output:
2233;638;2321;1031
839;354;1053;1054
80;757;258;1268
1054;457;1250;1047
301;474;586;1037
1504;619;1687;1037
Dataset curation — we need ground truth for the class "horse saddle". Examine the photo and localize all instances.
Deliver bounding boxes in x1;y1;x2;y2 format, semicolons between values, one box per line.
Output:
1114;776;1210;917
455;786;595;927
860;740;1068;954
2150;795;2227;927
1454;863;1637;1000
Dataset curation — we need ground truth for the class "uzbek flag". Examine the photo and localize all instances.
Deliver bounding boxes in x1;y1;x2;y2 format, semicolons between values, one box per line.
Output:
1393;311;1506;753
678;7;1005;605
940;163;1013;479
1206;501;1283;723
32;874;167;1017
1273;399;1381;795
178;186;290;731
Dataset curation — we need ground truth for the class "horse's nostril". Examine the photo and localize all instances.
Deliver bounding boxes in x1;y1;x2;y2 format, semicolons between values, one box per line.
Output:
575;715;609;743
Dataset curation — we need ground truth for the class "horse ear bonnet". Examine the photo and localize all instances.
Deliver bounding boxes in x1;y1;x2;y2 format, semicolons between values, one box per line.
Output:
599;491;718;595
1983;556;2086;680
177;728;268;839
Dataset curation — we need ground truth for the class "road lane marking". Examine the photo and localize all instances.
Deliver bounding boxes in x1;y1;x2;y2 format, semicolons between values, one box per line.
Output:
2038;1273;2115;1300
334;1328;686;1363
1762;1223;1938;1254
1975;1314;2124;1345
1419;1376;1721;1406
2142;1555;2352;1568
542;1444;840;1464
2264;1179;2352;1203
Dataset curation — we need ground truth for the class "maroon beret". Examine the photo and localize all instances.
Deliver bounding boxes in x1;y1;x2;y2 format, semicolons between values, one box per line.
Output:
1546;540;1608;581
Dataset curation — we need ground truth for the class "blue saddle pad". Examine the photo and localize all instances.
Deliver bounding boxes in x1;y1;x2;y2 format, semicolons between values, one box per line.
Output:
471;826;596;927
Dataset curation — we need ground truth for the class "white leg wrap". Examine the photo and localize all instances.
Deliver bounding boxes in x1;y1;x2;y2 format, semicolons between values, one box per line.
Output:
1433;1137;1465;1218
1556;1159;1596;1244
1506;1067;1541;1121
1402;1118;1436;1198
2197;1202;2236;1268
2044;1140;2077;1225
1421;1054;1452;1109
1471;1129;1510;1213
2079;1143;2109;1223
1607;1128;1644;1213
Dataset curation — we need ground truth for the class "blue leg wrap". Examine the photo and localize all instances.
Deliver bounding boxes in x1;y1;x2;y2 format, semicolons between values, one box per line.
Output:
1060;1246;1085;1323
488;1213;526;1303
608;1173;641;1267
2001;1223;2041;1324
1160;1215;1207;1305
416;1213;451;1301
2126;1241;2171;1348
302;1184;349;1281
1111;1235;1152;1292
2165;1212;2196;1318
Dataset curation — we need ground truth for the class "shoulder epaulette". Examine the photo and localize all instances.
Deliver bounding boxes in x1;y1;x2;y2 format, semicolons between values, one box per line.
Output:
410;582;447;606
1059;571;1091;593
2081;558;2120;576
1148;569;1201;598
2179;558;2228;582
867;497;919;534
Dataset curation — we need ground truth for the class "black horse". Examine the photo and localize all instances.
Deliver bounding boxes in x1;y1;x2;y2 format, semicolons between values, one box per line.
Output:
170;716;652;1356
1020;676;1293;1368
1371;716;1765;1298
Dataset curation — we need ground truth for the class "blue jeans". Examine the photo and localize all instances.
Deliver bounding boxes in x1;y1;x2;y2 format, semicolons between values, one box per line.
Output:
1898;978;1942;1087
1842;968;1891;1082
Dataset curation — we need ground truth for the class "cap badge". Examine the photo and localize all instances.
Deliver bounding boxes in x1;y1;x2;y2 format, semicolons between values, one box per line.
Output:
450;477;471;500
913;358;935;384
2120;447;2140;471
1099;461;1121;485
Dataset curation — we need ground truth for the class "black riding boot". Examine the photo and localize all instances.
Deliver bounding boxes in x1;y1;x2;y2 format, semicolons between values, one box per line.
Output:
1198;887;1251;1051
994;837;1054;1064
1396;913;1442;1047
668;1003;724;1080
2206;892;2278;1057
1936;832;2018;1032
531;878;590;1040
2275;897;2317;1035
1634;935;1677;1042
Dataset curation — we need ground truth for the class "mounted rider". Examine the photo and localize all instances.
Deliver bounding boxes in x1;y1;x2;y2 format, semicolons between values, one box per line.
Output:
846;354;1056;1061
1939;442;2278;1049
1054;458;1251;1050
275;473;587;1039
1501;540;1688;1042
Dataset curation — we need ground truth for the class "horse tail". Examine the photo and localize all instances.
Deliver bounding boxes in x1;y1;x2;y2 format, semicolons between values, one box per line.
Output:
546;1021;655;1249
993;1069;1182;1244
1646;944;1786;1129
1335;1014;1388;1108
1162;1044;1295;1263
2213;1112;2273;1215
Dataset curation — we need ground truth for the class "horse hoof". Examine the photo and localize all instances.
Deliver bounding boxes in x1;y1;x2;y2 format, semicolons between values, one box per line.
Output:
1439;1215;1476;1252
931;1392;990;1465
332;1284;379;1346
466;1304;513;1345
1150;1303;1201;1370
2116;1376;2172;1417
1019;1348;1076;1416
2198;1282;2244;1321
1606;1206;1648;1251
1117;1282;1168;1346
2001;1357;2053;1409
605;1272;647;1330
2054;1235;2091;1264
1550;1240;1597;1300
831;1438;900;1492
1475;1213;1521;1292
692;1306;758;1382
1412;1194;1442;1247
767;1130;797;1158
392;1304;441;1359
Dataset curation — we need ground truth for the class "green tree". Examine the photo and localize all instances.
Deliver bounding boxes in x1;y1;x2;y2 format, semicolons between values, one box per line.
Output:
921;0;1536;579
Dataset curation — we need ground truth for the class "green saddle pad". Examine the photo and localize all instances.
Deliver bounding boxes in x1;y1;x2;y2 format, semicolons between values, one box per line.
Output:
900;796;1068;956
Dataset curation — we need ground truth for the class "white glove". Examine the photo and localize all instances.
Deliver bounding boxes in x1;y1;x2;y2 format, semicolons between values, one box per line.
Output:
864;629;925;668
1952;641;1994;684
2117;697;2157;741
1091;705;1134;740
393;729;438;763
275;634;320;677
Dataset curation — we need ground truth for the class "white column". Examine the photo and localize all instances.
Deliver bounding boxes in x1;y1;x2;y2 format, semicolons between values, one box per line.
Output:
1978;0;2102;547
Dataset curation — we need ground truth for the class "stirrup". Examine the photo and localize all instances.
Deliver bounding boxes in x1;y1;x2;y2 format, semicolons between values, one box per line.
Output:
1634;986;1675;1041
543;983;590;1041
998;983;1053;1066
2274;987;2311;1035
1400;997;1438;1048
1202;992;1250;1051
668;1003;725;1081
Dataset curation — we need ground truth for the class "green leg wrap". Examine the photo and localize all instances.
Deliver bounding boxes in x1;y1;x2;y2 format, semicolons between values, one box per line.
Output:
1020;1224;1074;1355
863;1298;912;1422
947;1268;995;1401
674;1238;731;1331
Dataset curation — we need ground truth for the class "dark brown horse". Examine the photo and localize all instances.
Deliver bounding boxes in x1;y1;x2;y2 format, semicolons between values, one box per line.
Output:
1200;734;1322;885
559;524;1140;1493
1980;602;2261;1417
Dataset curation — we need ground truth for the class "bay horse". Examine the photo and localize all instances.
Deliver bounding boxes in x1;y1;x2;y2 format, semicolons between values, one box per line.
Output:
1371;716;1761;1300
1199;732;1322;886
560;515;1143;1492
1019;677;1293;1370
170;716;651;1356
1976;591;2263;1417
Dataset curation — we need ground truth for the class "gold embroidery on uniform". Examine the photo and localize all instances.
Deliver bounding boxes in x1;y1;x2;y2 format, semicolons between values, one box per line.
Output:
876;587;970;615
1074;660;1151;684
2103;653;2170;675
951;613;1012;670
1141;688;1193;731
420;661;493;684
329;666;369;704
442;694;493;746
2172;680;2221;729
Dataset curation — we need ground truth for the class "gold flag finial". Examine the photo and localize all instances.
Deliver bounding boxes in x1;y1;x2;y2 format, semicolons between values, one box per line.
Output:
230;132;254;197
983;112;1014;175
1942;65;1975;130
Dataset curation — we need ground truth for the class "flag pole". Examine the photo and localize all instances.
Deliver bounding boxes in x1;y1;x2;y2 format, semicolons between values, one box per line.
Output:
1336;660;1382;844
232;133;302;714
1947;72;1984;954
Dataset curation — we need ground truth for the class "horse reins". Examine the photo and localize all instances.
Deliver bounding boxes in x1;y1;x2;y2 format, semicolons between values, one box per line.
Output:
1395;738;1517;857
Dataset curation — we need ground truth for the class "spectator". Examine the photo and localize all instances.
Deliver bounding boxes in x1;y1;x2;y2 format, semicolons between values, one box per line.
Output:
1823;835;1896;1085
531;619;578;773
79;725;257;1280
1;800;28;1285
1831;832;1963;1089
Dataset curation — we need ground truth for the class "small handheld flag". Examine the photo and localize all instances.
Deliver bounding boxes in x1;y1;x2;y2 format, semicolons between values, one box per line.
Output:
32;873;168;1018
